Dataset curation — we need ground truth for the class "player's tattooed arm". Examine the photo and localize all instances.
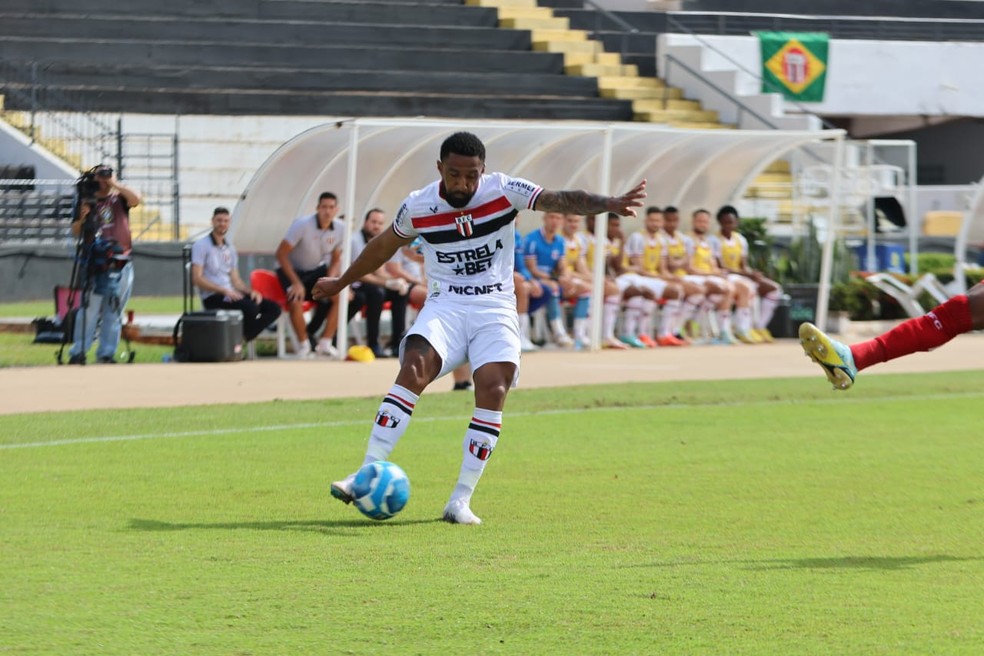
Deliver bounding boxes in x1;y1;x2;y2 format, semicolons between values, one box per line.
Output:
535;179;647;217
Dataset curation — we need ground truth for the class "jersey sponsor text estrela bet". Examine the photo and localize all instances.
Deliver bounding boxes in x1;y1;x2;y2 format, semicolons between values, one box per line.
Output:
393;173;542;309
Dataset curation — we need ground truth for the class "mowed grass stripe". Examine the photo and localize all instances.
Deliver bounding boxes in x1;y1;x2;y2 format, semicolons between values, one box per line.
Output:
3;386;984;450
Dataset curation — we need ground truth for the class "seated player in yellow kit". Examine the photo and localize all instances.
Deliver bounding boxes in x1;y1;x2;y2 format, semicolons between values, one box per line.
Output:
624;207;690;346
660;206;734;344
710;205;782;342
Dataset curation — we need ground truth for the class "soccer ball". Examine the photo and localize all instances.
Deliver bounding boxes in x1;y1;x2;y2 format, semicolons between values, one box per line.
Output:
351;461;411;521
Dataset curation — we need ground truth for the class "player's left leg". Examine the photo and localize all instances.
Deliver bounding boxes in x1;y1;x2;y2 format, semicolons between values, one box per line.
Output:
443;308;521;525
443;360;516;525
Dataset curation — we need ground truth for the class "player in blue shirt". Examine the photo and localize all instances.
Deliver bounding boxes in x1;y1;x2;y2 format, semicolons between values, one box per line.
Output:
523;212;579;347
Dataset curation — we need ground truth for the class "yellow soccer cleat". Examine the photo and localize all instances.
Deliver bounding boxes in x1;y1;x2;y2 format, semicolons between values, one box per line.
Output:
735;330;762;344
754;328;775;343
798;322;857;390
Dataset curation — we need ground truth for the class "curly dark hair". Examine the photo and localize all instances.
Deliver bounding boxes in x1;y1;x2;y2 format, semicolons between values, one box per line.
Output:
716;204;739;221
440;131;486;161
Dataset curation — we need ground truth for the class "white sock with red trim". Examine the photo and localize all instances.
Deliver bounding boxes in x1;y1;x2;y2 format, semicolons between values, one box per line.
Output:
450;407;502;503
362;384;418;465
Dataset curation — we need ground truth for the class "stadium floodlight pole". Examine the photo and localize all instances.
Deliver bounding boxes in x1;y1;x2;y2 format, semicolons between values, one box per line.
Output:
816;132;845;332
589;126;614;351
334;121;360;359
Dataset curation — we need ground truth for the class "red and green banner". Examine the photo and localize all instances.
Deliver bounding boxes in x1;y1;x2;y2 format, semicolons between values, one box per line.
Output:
758;32;829;102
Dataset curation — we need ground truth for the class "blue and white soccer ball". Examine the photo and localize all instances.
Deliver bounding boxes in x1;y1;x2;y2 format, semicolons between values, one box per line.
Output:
351;461;411;521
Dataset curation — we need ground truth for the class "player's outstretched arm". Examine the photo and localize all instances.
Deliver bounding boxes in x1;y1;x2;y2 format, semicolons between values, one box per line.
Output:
536;180;646;217
313;228;411;300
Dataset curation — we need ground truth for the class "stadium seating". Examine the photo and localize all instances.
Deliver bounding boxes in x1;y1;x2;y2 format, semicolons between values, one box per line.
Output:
0;0;633;121
0;189;74;242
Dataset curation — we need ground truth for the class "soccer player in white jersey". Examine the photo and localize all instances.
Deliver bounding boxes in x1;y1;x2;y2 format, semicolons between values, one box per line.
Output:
313;132;646;524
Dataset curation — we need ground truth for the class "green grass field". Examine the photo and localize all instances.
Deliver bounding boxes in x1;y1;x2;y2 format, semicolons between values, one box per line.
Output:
3;373;984;655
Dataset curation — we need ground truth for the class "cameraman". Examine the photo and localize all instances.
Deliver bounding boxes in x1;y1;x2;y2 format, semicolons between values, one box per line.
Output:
68;165;141;365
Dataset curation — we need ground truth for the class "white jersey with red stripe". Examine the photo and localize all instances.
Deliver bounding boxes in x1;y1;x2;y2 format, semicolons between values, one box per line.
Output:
392;172;542;309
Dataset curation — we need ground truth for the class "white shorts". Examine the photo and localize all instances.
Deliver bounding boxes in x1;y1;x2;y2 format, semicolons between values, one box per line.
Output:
635;276;667;298
684;274;728;290
399;301;521;381
614;272;646;294
727;273;758;294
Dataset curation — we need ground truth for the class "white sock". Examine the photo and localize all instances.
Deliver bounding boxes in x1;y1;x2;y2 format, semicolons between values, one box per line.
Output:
363;384;418;465
550;317;568;340
640;299;656;338
717;309;733;336
757;291;781;329
701;295;722;338
450;408;501;503
659;298;681;337
735;307;752;334
677;294;704;334
622;296;643;336
573;317;589;343
518;312;532;340
603;296;621;340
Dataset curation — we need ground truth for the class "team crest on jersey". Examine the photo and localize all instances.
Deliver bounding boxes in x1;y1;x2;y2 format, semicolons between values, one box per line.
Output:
469;439;494;461
375;410;401;428
454;214;474;237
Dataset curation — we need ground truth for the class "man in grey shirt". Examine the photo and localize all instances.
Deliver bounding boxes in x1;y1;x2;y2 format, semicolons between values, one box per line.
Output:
191;207;280;342
275;192;345;357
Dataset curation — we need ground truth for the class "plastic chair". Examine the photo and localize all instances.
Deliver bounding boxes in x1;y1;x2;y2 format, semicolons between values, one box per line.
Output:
54;285;82;324
250;269;314;358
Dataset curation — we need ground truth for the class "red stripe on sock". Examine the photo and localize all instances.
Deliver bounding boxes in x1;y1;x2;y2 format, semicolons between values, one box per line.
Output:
388;393;416;409
471;417;502;429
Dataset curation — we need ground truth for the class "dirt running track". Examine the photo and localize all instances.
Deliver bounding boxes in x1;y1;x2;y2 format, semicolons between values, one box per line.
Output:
2;335;983;416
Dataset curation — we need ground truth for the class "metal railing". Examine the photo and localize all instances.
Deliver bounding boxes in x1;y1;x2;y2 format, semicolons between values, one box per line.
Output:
661;53;779;128
581;0;639;61
664;15;839;132
668;11;984;43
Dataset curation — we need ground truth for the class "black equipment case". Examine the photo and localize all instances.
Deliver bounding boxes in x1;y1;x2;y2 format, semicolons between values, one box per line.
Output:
174;310;243;362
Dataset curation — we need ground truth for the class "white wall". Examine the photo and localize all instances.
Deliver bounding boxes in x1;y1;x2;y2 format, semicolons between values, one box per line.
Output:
659;35;984;117
120;114;330;236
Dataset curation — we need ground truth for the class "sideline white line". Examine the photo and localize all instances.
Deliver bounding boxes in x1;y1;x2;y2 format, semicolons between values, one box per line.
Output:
2;391;982;451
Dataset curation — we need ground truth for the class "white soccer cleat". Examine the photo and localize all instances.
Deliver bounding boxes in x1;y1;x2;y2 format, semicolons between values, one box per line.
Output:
519;335;539;352
552;332;574;348
442;499;482;525
315;340;339;357
329;474;356;505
